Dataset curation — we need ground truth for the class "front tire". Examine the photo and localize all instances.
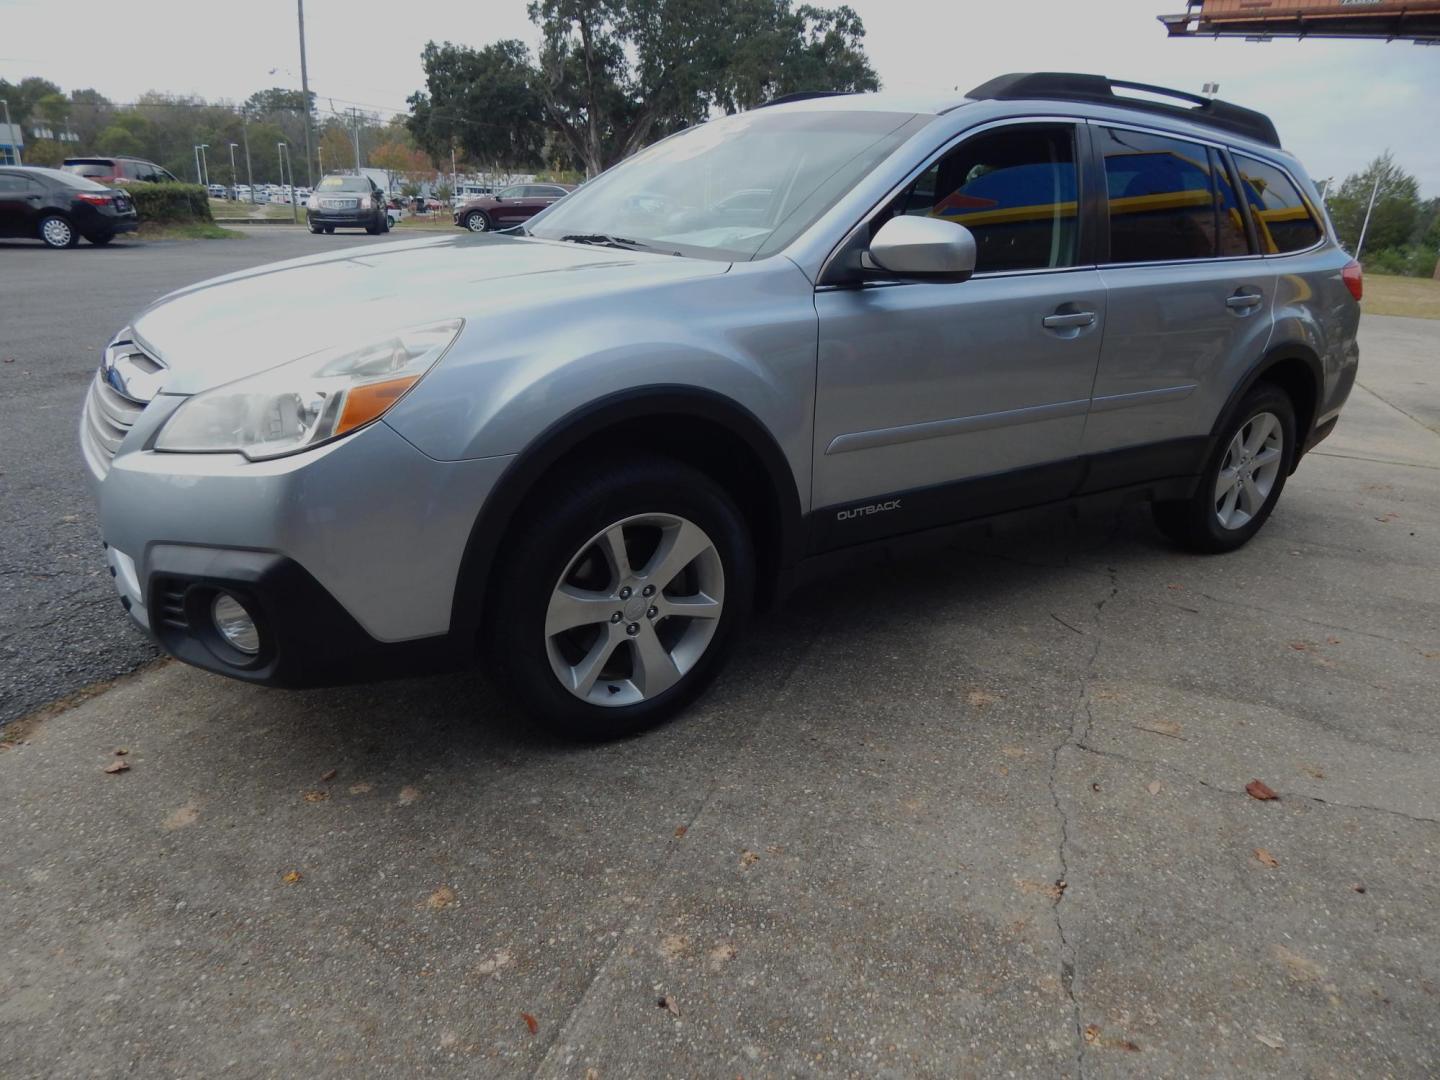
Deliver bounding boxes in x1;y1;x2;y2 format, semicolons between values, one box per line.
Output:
1153;383;1296;553
486;455;754;739
307;221;322;234
464;210;491;233
39;215;78;249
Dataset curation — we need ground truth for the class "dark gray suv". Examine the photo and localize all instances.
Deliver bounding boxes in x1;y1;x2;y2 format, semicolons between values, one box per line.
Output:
83;73;1360;738
305;174;390;235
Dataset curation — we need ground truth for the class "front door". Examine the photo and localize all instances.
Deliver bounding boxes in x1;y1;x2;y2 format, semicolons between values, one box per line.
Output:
812;123;1105;546
0;172;38;238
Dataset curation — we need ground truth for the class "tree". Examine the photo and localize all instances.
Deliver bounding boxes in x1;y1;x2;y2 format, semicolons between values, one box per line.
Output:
1326;152;1422;254
407;1;879;178
372;138;431;191
318;121;356;174
407;40;547;172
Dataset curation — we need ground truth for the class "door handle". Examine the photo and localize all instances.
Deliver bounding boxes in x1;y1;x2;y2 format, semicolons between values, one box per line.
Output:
1042;311;1096;329
1225;293;1263;311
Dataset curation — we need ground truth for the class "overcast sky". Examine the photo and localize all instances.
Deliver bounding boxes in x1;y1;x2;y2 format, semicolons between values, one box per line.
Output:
3;0;1436;193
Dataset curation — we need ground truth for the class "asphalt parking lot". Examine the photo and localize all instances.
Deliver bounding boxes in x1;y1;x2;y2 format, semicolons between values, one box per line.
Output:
2;234;1438;1077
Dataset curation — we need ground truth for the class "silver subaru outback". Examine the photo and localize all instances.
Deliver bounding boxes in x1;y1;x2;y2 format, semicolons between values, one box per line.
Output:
82;73;1361;738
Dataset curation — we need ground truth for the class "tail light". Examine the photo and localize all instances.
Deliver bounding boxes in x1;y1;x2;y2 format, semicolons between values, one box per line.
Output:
75;192;114;206
1341;260;1363;302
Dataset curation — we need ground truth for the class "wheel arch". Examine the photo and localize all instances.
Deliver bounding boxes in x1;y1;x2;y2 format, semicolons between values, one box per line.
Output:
1211;343;1322;472
449;386;804;639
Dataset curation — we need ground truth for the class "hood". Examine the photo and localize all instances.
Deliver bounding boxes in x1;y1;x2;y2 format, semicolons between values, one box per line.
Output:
132;234;728;395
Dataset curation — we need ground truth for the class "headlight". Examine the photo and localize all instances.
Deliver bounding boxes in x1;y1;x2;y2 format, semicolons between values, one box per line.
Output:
306;195;319;210
154;319;462;460
359;194;372;209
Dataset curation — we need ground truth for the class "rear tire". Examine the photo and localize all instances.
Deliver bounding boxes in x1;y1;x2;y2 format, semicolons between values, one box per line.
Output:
39;214;78;249
465;210;491;233
485;455;754;740
1153;383;1296;553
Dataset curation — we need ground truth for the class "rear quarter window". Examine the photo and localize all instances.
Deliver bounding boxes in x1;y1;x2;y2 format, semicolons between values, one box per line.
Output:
1233;154;1324;254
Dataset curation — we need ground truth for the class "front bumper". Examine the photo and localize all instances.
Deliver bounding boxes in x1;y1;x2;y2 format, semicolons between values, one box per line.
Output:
306;209;377;227
89;404;515;687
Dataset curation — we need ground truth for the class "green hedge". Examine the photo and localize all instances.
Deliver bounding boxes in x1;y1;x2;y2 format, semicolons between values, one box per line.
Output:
114;182;213;225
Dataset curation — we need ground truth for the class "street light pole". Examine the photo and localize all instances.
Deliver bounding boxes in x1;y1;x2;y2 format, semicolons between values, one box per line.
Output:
1;99;19;165
194;145;203;184
318;146;324;176
1355;171;1382;260
297;0;315;187
228;143;239;199
198;144;210;188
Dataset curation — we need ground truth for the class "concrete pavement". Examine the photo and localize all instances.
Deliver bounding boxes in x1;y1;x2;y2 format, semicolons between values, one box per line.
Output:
1;301;1437;1075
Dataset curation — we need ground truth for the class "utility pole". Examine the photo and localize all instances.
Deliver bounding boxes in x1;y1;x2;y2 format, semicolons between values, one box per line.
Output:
1;99;20;164
229;143;239;199
1355;170;1382;259
279;142;297;223
241;111;254;202
351;108;361;172
318;146;324;176
297;0;315;186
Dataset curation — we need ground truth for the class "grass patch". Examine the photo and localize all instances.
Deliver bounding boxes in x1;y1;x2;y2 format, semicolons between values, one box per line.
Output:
137;221;244;241
1364;273;1440;320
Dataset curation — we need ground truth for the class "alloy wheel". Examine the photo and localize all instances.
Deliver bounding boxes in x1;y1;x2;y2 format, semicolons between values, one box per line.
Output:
1214;411;1283;530
42;217;73;247
544;513;724;707
466;212;489;232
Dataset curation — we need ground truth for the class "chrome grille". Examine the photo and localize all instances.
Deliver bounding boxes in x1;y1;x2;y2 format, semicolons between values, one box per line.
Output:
80;336;165;478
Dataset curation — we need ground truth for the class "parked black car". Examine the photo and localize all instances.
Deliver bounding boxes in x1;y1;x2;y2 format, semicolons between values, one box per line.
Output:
0;166;139;248
305;174;390;235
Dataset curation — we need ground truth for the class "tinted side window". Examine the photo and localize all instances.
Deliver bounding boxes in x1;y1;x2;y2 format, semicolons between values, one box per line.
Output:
891;125;1078;273
1233;154;1323;254
1100;128;1246;263
1209;149;1250;257
0;174;25;192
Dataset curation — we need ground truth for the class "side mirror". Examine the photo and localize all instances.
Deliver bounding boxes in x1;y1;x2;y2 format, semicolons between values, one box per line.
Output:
864;215;977;283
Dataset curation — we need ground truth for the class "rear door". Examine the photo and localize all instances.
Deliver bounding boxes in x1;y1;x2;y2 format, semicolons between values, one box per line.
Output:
1084;125;1274;480
811;121;1107;538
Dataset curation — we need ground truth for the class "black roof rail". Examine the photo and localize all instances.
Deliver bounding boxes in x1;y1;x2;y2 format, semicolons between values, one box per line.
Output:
758;91;855;109
966;72;1281;148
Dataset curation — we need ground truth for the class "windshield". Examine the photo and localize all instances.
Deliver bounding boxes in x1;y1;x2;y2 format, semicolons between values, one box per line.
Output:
317;176;370;192
527;109;923;260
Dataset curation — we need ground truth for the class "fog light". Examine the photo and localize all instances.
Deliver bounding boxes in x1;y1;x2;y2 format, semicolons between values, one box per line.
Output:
212;593;260;654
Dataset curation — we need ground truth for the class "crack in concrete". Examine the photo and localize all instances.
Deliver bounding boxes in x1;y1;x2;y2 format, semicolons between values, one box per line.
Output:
1070;742;1440;827
1355;379;1440;438
1047;565;1118;1077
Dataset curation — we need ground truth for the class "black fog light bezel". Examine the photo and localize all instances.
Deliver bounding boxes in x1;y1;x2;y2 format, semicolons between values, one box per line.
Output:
181;585;272;670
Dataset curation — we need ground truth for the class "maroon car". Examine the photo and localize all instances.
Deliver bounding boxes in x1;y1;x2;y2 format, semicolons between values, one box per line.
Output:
453;183;574;232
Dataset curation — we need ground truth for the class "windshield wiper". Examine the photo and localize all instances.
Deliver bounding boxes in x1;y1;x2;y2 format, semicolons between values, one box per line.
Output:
559;233;675;254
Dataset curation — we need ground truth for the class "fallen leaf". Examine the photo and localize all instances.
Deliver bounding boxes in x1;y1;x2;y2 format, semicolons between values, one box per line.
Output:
1115;1040;1141;1052
521;1012;539;1034
1255;1032;1286;1050
103;759;129;774
1090;782;1101;792
163;802;201;830
739;850;760;868
1134;719;1185;740
1302;765;1326;780
658;995;680;1017
1083;1024;1102;1044
349;782;373;795
320;768;338;782
1272;944;1324;982
1246;779;1279;801
968;689;1000;708
1352;883;1367;894
1166;583;1184;591
1001;745;1027;758
282;870;303;884
114;747;129;756
426;885;457;910
398;785;421;805
303;790;329;803
708;943;737;969
673;825;687;838
1254;848;1279;868
1016;878;1067;900
1288;641;1314;652
586;1070;600;1080
997;765;1009;777
1325;637;1341;646
660;934;689;960
1374;512;1399;523
765;845;783;855
475;948;513;975
1147;780;1162;796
